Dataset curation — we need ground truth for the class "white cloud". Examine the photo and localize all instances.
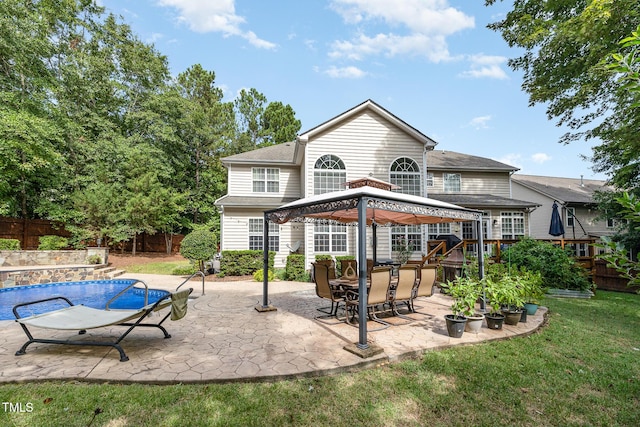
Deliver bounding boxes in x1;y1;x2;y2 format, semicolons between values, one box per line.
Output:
468;115;492;130
329;33;452;63
459;54;508;80
324;66;368;79
156;0;276;49
328;0;473;62
495;154;523;170
531;153;552;163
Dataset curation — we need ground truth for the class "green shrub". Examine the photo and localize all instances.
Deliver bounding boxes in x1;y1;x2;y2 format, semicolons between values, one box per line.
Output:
179;230;217;272
0;239;20;250
220;250;275;276
315;254;333;261
38;235;69;250
85;254;102;265
253;268;276;282
285;254;308;281
503;237;591;291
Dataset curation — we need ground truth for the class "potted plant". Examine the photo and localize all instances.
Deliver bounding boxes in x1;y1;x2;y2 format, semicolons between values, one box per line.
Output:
448;276;485;334
520;269;545;316
496;274;527;326
483;277;507;330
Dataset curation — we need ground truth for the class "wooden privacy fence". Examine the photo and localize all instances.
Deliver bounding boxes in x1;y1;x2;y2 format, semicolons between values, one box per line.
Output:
0;217;183;253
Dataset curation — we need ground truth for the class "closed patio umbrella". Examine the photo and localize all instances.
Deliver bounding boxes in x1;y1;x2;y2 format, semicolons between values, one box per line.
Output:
549;202;565;236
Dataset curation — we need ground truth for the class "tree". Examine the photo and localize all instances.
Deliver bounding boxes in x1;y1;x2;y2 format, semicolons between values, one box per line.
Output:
486;0;640;182
233;89;301;153
174;65;234;226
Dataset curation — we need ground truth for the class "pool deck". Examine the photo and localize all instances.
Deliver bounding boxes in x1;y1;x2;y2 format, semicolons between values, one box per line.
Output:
0;274;547;384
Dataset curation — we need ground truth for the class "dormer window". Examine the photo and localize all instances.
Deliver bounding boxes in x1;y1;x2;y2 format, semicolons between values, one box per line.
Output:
253;168;279;193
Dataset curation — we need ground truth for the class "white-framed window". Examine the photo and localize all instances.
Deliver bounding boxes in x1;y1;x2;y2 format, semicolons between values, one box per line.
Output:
390;157;421;196
501;212;525;239
427;223;451;240
391;225;422;253
248;218;279;251
252;168;279;193
426;172;434;188
566;207;575;227
443;173;461;192
314;154;346;195
314;223;347;252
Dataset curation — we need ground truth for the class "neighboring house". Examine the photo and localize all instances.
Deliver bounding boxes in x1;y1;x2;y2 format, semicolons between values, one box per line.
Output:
215;100;538;269
511;174;614;247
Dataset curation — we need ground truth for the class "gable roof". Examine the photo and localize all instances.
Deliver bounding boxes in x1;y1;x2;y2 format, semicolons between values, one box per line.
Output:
511;174;610;205
297;99;437;149
428;150;519;172
221;141;302;166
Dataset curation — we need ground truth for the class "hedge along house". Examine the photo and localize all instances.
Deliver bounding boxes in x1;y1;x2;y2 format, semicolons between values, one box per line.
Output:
261;178;483;356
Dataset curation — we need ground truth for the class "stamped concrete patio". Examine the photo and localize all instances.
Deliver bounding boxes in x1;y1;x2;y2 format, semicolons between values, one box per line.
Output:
0;274;546;384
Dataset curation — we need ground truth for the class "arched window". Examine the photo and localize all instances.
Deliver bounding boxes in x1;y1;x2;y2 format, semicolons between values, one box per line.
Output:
314;154;346;195
390;157;421;196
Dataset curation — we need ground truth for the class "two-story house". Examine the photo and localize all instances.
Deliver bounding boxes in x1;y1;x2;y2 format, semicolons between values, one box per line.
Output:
215;100;538;269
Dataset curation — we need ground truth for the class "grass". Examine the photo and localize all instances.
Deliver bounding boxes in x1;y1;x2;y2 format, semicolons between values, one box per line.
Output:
1;291;639;426
122;260;191;275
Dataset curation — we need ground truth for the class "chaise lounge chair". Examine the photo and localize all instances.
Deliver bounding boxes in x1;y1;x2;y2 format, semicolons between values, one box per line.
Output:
12;288;192;362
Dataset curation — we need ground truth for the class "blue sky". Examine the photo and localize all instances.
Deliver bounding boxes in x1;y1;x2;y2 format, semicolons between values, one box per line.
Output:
100;0;605;180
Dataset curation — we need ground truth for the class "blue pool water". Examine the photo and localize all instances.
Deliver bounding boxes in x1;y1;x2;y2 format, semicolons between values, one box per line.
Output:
1;279;170;321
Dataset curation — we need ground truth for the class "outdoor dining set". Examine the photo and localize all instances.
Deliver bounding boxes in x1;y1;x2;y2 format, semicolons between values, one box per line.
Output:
312;259;438;330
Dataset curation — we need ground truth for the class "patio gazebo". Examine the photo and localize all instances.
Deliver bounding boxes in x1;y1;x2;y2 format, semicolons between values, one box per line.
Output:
260;178;484;357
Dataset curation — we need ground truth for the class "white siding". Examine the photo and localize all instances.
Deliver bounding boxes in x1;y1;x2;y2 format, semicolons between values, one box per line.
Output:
220;208;299;268
429;171;511;197
227;165;300;198
302;110;424;266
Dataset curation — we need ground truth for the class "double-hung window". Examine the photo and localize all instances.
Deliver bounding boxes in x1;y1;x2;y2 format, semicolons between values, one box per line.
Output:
249;218;279;251
443;173;461;193
252;168;279;193
390;157;421;196
314;223;347;253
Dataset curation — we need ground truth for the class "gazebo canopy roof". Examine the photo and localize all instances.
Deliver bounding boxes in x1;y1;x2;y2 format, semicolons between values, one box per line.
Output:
265;184;482;226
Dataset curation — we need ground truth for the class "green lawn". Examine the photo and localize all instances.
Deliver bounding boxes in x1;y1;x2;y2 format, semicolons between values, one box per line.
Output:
1;291;638;427
122;260;191;275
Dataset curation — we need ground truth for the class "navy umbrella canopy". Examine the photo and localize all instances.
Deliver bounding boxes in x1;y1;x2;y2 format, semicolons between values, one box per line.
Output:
549;202;565;236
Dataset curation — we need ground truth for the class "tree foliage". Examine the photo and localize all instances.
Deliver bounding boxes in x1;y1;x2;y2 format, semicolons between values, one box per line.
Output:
0;1;301;252
486;0;640;185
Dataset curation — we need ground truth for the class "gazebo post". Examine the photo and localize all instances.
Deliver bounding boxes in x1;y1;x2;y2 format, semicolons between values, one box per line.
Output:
256;213;276;312
357;197;369;349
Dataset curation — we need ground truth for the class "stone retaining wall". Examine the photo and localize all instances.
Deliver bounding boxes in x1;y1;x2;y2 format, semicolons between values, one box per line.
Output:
0;266;111;288
0;248;108;267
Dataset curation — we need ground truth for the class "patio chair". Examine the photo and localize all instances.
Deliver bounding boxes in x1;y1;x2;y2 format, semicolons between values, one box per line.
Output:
12;288;193;362
390;264;419;320
312;262;345;324
410;264;437;314
345;266;392;330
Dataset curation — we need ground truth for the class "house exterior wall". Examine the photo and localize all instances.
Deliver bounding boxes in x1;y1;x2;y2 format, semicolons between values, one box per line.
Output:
220;208;303;269
427;171;511;197
511;181;611;239
302;110;425;266
227;164;301;198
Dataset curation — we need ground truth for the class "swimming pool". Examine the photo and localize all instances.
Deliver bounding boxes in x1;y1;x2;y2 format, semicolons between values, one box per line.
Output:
1;279;170;321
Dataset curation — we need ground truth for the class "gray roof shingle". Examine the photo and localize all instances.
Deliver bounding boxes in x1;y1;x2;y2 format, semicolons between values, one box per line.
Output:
427;150;518;171
512;174;610;204
429;193;538;209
